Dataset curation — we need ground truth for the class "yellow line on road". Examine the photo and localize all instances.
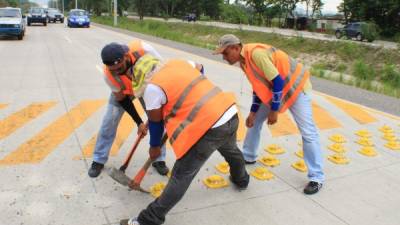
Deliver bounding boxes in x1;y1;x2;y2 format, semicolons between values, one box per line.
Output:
75;99;145;159
0;100;105;166
312;102;342;130
270;113;299;137
0;102;57;140
0;103;8;109
323;95;377;124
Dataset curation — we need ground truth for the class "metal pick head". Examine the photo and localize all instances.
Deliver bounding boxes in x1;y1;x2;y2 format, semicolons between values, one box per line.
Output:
107;167;131;186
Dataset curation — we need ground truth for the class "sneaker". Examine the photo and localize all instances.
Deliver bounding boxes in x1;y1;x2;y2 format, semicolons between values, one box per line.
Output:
303;181;323;195
152;161;169;176
120;217;140;225
88;161;104;178
229;174;250;191
244;160;256;165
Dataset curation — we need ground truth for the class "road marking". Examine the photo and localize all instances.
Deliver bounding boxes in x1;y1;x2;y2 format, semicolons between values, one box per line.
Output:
0;103;8;109
322;94;377;124
96;65;103;74
0;102;57;140
0;100;105;166
64;36;72;43
312;102;342;130
270;113;299;137
75;99;145;159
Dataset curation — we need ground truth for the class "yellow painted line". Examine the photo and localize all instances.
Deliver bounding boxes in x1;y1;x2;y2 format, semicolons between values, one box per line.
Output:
0;100;105;166
312;102;342;130
270;113;299;137
75;99;145;159
0;103;8;109
0;102;57;140
322;94;377;124
236;109;246;141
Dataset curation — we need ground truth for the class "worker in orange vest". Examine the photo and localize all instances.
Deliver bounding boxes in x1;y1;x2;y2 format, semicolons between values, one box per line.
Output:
214;34;324;195
88;41;169;178
119;55;249;225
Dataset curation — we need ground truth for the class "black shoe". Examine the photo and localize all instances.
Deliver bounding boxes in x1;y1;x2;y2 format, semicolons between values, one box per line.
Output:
245;160;257;165
229;174;250;191
303;181;323;195
88;161;104;178
152;161;169;176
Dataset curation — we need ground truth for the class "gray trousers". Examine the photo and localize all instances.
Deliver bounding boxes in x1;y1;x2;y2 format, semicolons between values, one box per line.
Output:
137;114;249;225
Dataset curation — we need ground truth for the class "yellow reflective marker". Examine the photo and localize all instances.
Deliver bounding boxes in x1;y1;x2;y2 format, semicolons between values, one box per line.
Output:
379;125;394;134
324;95;377;124
264;144;285;154
0;102;57;140
259;155;280;167
382;134;397;142
358;147;377;157
75;99;144;159
385;141;400;151
329;134;346;143
0;100;105;166
292;160;307;172
295;150;304;158
150;182;166;198
328;143;346;153
251;167;274;181
270;112;299;137
203;175;229;189
355;130;372;138
312;102;342;130
355;138;374;147
0;103;8;109
215;161;230;174
328;153;350;164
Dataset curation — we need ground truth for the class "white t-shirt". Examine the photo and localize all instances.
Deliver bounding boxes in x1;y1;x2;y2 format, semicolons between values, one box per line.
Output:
103;41;162;92
144;62;237;128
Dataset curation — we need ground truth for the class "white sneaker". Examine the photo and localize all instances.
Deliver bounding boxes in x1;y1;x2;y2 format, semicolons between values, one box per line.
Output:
128;217;140;225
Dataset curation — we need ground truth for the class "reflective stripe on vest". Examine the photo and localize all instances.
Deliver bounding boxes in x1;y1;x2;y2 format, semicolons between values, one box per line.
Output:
150;60;235;159
243;44;310;112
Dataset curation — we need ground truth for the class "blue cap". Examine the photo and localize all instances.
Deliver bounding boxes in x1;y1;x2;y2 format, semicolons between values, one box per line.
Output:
101;42;129;66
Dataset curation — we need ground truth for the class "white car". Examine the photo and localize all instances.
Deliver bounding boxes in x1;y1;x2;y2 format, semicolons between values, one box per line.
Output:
0;7;26;40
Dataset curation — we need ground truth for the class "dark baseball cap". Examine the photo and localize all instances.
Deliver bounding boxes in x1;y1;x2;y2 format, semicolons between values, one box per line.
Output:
101;42;129;66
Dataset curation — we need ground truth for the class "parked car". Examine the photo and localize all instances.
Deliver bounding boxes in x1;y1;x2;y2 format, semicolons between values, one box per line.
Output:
182;13;196;22
27;7;47;26
335;22;369;41
0;7;25;40
67;9;90;28
47;8;64;23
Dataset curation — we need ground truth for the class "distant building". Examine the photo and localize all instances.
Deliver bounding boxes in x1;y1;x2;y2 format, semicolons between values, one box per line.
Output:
316;14;344;32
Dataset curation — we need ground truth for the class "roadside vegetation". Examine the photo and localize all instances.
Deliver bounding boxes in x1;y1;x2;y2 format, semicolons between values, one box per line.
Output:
93;16;400;98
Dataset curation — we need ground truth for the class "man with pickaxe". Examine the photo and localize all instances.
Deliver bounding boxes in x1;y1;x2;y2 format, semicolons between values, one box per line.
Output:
88;41;170;178
119;54;249;225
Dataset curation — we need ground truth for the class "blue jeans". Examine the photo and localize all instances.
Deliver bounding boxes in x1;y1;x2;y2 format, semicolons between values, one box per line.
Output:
243;92;324;183
93;94;167;165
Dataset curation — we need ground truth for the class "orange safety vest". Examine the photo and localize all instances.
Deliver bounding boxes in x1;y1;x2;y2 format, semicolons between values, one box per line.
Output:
241;43;310;112
103;40;146;96
151;60;236;159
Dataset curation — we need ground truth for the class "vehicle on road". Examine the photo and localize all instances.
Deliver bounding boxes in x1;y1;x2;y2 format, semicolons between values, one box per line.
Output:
335;22;376;42
27;7;47;26
67;9;90;28
0;7;25;40
182;13;196;22
47;8;64;23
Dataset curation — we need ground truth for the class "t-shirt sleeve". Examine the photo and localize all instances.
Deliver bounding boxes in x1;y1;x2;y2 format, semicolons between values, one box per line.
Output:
143;84;167;110
251;48;279;81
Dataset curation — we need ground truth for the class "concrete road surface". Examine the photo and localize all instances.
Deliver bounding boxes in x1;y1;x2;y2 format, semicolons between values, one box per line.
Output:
0;23;400;225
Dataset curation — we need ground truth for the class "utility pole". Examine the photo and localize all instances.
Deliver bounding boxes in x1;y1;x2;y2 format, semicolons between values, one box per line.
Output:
113;0;117;26
75;0;77;9
62;0;64;14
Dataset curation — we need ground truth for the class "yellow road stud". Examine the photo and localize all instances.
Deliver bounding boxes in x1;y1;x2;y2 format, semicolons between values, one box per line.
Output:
328;143;346;153
259;155;280;167
384;141;400;150
203;175;229;189
358;147;377;157
329;134;346;143
215;162;230;174
379;125;393;133
382;134;397;142
328;153;350;164
150;182;166;198
295;150;304;158
167;171;172;178
355;130;372;138
355;138;374;147
251;167;274;180
291;160;307;172
264;144;285;154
